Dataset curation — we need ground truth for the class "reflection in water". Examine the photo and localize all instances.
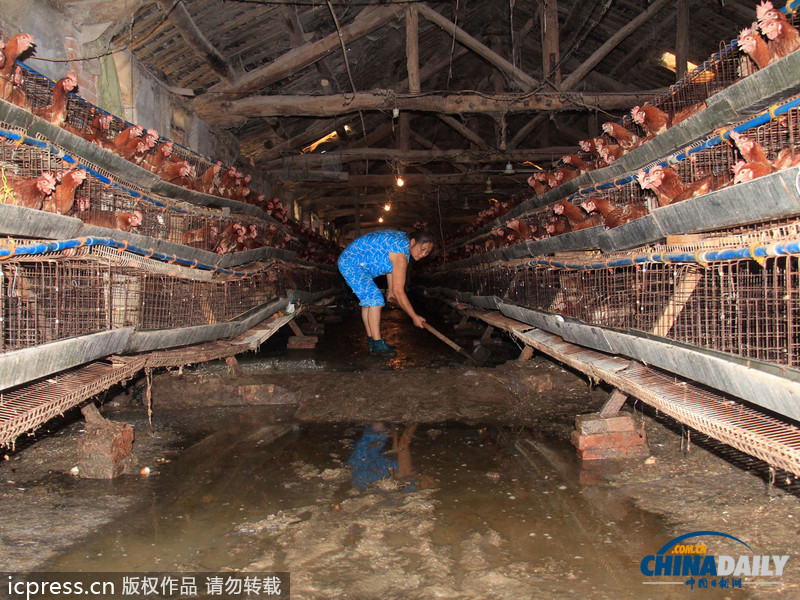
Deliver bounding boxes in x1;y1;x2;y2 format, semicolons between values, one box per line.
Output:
346;424;396;490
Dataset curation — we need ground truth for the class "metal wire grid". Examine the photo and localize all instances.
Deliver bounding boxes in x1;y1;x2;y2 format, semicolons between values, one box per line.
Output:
0;135;289;254
434;253;800;369
0;136;60;185
1;259;108;350
0;255;307;352
0;357;147;448
670;257;800;366
751;105;800;163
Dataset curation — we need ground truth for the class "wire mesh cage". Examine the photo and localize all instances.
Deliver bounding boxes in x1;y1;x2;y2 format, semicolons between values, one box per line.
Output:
0;249;341;353
428;216;800;370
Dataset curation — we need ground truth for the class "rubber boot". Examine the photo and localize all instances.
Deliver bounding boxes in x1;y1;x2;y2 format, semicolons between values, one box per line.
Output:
371;338;397;357
368;337;374;352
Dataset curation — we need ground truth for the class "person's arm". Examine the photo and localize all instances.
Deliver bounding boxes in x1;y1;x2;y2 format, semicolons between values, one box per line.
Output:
388;252;426;328
386;272;395;303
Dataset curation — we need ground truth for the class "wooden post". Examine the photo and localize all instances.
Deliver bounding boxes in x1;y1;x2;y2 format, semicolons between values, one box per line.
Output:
599;389;629;417
651;267;704;337
517;345;535;361
542;0;561;88
406;5;420;94
288;319;304;337
676;0;689;80
510;0;671;148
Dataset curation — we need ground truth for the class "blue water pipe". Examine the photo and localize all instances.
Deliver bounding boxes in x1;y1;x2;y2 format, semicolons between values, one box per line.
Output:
480;238;800;272
0;236;282;278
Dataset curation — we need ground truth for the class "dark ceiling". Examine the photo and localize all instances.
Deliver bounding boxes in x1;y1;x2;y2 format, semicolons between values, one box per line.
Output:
98;0;758;237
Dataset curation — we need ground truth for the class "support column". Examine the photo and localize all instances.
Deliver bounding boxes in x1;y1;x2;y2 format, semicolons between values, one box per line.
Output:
676;0;689;80
570;389;648;460
542;0;561;88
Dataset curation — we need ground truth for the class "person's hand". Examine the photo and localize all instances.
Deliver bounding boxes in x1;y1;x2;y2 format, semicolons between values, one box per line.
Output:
386;292;397;305
412;315;426;328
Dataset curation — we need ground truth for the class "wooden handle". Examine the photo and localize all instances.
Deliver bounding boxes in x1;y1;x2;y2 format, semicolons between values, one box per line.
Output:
423;322;465;353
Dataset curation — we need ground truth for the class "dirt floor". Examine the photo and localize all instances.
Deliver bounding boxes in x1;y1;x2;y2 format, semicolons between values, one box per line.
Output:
1;301;800;598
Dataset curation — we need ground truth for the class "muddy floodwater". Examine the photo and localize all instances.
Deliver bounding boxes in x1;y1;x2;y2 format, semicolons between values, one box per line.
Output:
30;413;716;599
1;300;800;599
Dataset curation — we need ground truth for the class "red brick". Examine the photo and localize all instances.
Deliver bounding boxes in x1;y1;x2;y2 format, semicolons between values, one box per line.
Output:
570;429;646;451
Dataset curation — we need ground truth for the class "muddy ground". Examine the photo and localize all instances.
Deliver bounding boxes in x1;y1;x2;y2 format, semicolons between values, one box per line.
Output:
1;363;799;598
1;301;800;598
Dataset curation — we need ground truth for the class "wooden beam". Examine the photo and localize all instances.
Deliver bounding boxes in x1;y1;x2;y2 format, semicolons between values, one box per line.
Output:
676;0;690;80
257;48;468;160
206;90;659;124
285;172;524;186
438;114;489;149
268;146;576;168
281;3;338;91
342;120;395;150
409;130;468;173
560;0;672;90
416;2;539;91
406;4;421;94
542;0;561;88
302;192;423;208
154;0;236;83
258;117;355;163
194;4;400;107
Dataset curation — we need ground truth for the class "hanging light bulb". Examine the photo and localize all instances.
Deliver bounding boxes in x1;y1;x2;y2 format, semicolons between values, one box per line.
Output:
504;162;515;174
396;175;404;187
384;202;391;211
484;177;493;194
378;216;384;223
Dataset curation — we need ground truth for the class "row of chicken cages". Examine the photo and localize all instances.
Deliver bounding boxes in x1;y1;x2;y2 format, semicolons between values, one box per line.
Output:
19;65;234;199
0;133;309;256
455;100;800;257
0;250;340;353
612;7;799;145
428;253;800;370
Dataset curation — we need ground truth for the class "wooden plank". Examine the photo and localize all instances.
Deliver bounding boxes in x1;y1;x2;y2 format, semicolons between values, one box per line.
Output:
599;389;629;417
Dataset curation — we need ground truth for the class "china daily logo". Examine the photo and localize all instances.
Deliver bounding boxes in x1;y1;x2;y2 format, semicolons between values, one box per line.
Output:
641;531;789;591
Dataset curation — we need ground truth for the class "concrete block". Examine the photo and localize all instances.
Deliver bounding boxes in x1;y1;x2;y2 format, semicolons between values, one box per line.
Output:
575;412;637;435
